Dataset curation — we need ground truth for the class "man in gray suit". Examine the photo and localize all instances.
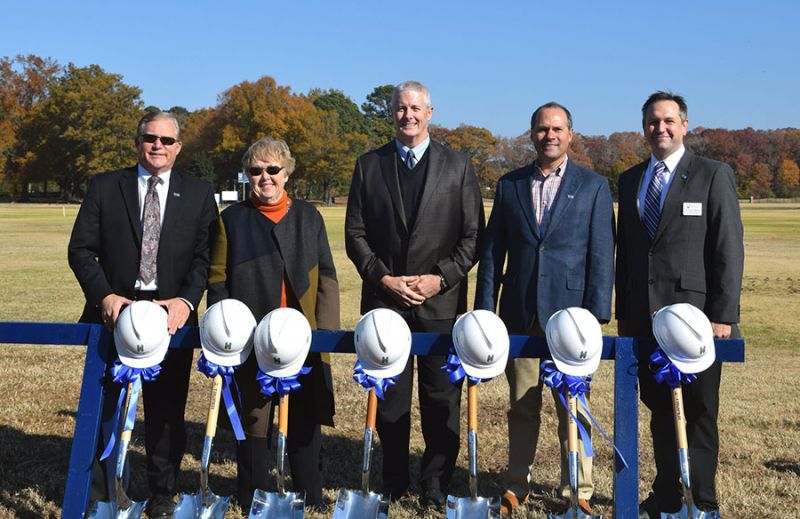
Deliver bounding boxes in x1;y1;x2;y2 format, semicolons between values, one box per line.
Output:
615;91;744;518
345;80;483;510
475;102;614;516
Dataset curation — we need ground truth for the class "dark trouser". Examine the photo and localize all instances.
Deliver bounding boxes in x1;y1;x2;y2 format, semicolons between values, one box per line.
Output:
376;315;462;498
636;323;738;513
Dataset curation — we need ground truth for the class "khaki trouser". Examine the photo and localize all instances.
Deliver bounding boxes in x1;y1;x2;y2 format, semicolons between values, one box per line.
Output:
504;348;594;500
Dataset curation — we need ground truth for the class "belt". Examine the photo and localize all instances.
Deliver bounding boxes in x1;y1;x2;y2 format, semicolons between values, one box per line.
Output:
134;290;159;301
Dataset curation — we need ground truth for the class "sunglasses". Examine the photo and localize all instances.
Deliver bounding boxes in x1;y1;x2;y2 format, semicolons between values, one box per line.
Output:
248;166;284;176
140;134;179;146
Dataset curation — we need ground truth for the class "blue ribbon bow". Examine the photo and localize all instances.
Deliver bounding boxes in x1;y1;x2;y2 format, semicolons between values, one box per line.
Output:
649;348;697;388
352;361;398;400
197;354;246;441
99;359;161;460
540;360;628;468
256;366;312;396
440;347;491;385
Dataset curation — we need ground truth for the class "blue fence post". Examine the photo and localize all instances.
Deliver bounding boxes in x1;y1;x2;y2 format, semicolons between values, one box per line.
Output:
613;336;639;519
62;324;110;518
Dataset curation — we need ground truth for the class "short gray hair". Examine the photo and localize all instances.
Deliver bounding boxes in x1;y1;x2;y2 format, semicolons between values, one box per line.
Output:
137;111;181;140
391;80;432;109
242;137;296;176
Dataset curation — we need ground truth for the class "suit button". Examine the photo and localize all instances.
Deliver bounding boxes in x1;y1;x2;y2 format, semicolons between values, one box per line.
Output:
539;245;545;251
648;278;655;285
648;251;654;257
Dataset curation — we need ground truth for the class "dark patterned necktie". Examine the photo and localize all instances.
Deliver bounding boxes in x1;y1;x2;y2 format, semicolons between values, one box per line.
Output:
406;149;417;169
139;175;163;284
643;161;667;240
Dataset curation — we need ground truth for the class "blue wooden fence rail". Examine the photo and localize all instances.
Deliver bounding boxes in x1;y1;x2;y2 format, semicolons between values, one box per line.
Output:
0;322;744;518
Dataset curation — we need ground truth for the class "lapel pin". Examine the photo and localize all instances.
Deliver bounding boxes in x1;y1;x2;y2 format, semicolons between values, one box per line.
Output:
173;192;181;197
567;194;575;199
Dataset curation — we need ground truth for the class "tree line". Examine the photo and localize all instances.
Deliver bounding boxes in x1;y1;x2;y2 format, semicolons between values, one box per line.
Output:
2;55;799;201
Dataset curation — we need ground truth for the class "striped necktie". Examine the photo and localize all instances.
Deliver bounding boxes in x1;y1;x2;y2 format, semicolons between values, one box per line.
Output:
643;161;667;240
138;175;163;284
406;149;417;169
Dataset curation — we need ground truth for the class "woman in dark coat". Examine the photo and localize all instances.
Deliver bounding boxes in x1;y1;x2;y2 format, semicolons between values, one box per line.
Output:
207;137;339;509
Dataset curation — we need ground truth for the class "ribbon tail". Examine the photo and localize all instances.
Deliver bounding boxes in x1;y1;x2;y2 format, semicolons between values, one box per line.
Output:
99;384;128;461
576;394;628;468
222;375;246;441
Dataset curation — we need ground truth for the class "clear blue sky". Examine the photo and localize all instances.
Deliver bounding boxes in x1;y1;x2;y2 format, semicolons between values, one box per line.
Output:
2;0;797;138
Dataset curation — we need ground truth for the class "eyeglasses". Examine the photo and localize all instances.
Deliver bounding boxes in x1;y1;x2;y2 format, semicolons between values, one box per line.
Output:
248;166;284;176
140;134;179;146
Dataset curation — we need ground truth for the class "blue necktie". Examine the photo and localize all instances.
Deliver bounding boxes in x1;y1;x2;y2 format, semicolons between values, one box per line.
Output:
406;149;416;169
643;161;667;240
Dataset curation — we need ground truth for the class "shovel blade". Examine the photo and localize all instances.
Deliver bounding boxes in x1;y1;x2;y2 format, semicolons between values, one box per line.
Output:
332;488;389;519
249;489;305;519
446;495;501;519
173;492;231;519
88;500;147;519
547;509;603;519
660;505;719;519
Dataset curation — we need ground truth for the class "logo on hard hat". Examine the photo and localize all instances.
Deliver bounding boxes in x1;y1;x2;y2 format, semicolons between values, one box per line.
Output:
136;344;144;353
224;341;232;350
580;350;587;359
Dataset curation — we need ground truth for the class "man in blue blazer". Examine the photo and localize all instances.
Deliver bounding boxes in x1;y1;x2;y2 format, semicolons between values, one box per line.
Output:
475;102;614;516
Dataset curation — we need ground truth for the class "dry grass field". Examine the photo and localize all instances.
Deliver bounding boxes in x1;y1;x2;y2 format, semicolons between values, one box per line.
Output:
0;202;798;518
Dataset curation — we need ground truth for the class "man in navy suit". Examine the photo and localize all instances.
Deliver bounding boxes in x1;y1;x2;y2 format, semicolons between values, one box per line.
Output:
616;92;743;518
475;102;614;516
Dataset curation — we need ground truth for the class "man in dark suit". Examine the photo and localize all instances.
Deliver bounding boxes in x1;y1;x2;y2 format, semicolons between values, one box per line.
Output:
345;80;484;510
68;111;218;516
474;102;614;516
615;92;744;518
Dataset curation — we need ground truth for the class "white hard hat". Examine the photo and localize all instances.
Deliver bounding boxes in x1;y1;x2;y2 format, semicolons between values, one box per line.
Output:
254;308;312;378
452;310;510;379
652;303;715;374
354;308;412;378
114;300;170;369
545;307;603;377
200;299;256;367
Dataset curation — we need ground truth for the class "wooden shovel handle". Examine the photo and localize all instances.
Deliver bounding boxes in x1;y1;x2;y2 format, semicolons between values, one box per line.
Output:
205;374;223;438
365;388;378;430
120;382;135;442
468;382;478;434
567;393;578;454
278;394;289;436
671;386;688;450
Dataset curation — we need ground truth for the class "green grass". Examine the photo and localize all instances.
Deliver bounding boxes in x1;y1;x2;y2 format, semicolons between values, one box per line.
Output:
0;203;799;518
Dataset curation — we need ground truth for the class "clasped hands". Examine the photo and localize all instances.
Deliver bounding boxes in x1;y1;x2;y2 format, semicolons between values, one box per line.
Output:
100;293;190;335
380;274;442;307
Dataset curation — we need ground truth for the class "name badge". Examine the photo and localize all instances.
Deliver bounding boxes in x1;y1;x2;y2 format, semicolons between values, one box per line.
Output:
682;202;702;216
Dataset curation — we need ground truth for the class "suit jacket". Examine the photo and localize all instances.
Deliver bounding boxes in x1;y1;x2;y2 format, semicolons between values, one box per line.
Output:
68;166;218;323
615;149;744;332
474;160;615;333
345;140;484;320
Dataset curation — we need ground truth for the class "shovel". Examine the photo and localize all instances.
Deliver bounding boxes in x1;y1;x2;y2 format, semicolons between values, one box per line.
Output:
659;386;718;519
89;382;148;519
333;388;389;519
174;374;231;518
446;382;501;519
548;392;602;519
249;393;305;518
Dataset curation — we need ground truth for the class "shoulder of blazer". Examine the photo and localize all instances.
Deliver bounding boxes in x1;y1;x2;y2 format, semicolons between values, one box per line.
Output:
429;139;469;164
170;169;214;194
619;159;648;185
681;149;729;173
497;165;533;185
90;166;136;185
359;141;396;162
288;197;322;222
565;161;606;185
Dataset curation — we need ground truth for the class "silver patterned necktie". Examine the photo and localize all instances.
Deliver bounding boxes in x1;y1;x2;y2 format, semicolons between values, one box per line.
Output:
406;149;417;169
643;161;667;240
138;175;163;284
